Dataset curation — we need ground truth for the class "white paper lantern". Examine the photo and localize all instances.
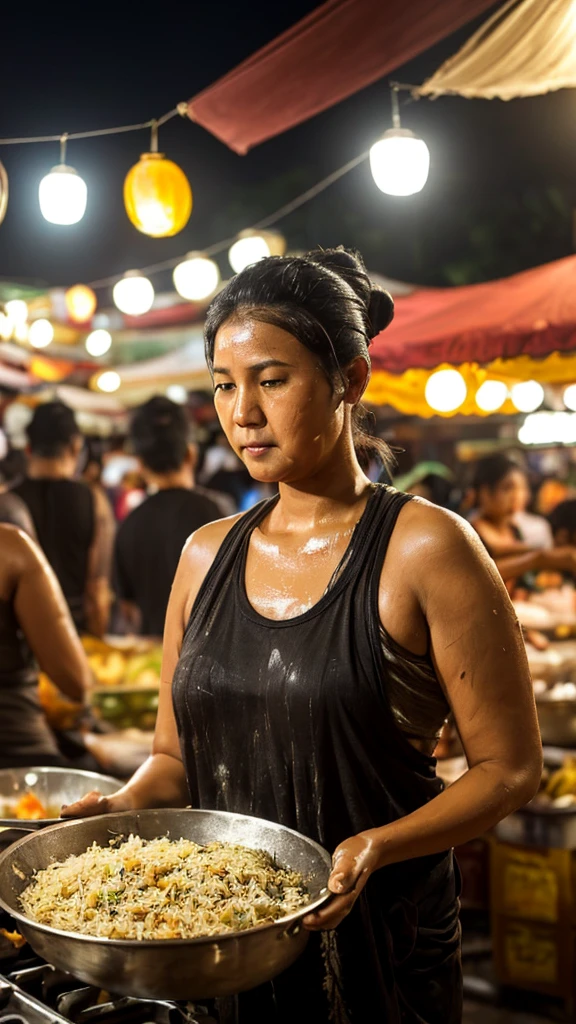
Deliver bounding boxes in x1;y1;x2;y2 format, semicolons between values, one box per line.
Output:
370;129;430;197
113;272;154;316
28;319;54;349
510;380;544;413
425;369;467;413
85;329;112;357
173;254;220;301
228;230;286;274
475;380;508;413
96;370;121;393
39;165;87;225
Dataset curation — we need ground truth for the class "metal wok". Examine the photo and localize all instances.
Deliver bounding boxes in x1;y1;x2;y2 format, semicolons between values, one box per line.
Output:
0;767;121;848
0;808;331;1000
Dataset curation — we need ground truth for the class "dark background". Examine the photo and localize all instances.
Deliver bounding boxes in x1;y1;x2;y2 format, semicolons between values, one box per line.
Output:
1;0;576;297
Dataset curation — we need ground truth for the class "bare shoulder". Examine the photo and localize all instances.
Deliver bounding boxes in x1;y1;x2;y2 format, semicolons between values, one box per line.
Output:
180;512;245;576
0;523;45;584
172;512;245;626
390;496;492;575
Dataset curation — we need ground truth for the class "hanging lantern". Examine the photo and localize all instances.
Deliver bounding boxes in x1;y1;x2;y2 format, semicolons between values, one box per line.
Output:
228;230;286;274
85;329;112;357
28;319;54;349
510;380;544;413
65;285;97;323
370;86;430;197
124;121;192;238
173;253;220;301
425;369;466;413
113;271;154;316
475;380;508;413
0;161;8;227
39;136;87;226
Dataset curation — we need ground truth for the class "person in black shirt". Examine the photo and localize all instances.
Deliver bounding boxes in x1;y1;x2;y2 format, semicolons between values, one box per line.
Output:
14;402;112;636
113;397;225;637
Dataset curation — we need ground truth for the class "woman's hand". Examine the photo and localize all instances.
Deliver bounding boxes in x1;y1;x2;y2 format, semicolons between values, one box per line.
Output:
61;789;132;818
303;830;380;931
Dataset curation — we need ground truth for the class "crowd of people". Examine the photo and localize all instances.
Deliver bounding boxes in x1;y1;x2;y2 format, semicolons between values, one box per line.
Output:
0;393;574;770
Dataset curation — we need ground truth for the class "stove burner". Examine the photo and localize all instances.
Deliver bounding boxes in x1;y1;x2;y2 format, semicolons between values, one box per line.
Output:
0;916;233;1024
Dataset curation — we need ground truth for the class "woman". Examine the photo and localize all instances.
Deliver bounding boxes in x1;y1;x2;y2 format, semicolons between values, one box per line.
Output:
471;453;576;586
0;524;91;768
65;249;541;1023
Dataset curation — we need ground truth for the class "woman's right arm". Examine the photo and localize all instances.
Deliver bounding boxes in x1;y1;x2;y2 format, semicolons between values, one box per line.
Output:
63;515;241;817
12;530;91;702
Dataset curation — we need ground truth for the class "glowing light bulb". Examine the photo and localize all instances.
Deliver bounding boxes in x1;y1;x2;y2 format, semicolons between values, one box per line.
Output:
475;380;508;413
28;319;54;349
113;272;154;316
370;130;430;197
166;384;187;404
96;370;121;393
5;299;28;325
85;329;112;357
424;369;467;413
511;380;544;413
65;284;97;323
39;165;87;225
173;254;220;301
228;230;286;274
564;384;576;412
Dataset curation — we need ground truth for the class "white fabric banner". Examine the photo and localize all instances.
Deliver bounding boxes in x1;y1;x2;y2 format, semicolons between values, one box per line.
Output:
417;0;576;101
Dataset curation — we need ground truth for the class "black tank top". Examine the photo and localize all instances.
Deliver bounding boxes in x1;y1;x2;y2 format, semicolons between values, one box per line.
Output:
173;484;461;1023
0;598;63;767
14;479;94;632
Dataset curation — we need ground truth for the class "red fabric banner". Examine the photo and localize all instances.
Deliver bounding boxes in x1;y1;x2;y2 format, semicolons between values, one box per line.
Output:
370;255;576;374
187;0;498;154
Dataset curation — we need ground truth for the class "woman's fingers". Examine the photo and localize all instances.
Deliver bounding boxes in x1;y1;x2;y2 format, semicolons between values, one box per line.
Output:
303;891;357;931
61;790;108;818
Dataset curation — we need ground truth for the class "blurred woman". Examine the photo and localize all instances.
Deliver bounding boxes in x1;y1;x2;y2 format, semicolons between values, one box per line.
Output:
0;524;91;769
471;454;576;587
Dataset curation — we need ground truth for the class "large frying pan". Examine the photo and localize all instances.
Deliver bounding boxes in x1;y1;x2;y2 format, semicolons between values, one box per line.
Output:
0;808;331;1000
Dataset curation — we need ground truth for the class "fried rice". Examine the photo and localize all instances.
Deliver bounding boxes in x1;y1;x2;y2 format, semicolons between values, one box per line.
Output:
19;834;309;940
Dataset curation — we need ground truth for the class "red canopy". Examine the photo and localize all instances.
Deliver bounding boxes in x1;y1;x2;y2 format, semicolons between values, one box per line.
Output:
187;0;498;154
370;255;576;374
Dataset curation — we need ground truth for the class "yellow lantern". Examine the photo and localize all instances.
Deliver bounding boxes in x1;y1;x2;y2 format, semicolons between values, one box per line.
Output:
65;284;97;323
124;152;192;238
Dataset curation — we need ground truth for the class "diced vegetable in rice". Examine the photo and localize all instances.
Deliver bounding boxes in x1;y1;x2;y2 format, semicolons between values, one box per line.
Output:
19;835;309;940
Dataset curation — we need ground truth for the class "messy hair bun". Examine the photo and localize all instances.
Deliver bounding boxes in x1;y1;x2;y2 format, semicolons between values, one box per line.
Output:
205;246;395;468
305;247;394;338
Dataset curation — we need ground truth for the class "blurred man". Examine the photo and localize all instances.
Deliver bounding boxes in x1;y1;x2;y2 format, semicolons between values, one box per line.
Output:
14;401;112;636
113;397;228;637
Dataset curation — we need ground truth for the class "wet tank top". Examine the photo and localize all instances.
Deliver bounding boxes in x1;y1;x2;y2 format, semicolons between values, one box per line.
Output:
173;485;462;1023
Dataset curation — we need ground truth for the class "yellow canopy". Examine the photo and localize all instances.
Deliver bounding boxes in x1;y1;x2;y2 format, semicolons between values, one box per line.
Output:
365;351;576;417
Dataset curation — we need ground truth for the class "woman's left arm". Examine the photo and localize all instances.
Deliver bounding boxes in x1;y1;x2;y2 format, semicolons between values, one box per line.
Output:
305;505;542;930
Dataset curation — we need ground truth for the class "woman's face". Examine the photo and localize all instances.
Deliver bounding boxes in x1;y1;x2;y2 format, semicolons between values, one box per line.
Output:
212;317;355;485
479;469;527;520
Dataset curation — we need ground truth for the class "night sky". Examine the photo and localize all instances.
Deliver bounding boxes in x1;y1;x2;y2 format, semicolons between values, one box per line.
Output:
2;0;576;297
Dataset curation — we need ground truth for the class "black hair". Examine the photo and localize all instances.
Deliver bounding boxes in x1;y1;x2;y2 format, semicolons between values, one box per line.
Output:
204;246;394;467
548;499;576;536
26;401;80;458
472;453;526;493
130;396;189;474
